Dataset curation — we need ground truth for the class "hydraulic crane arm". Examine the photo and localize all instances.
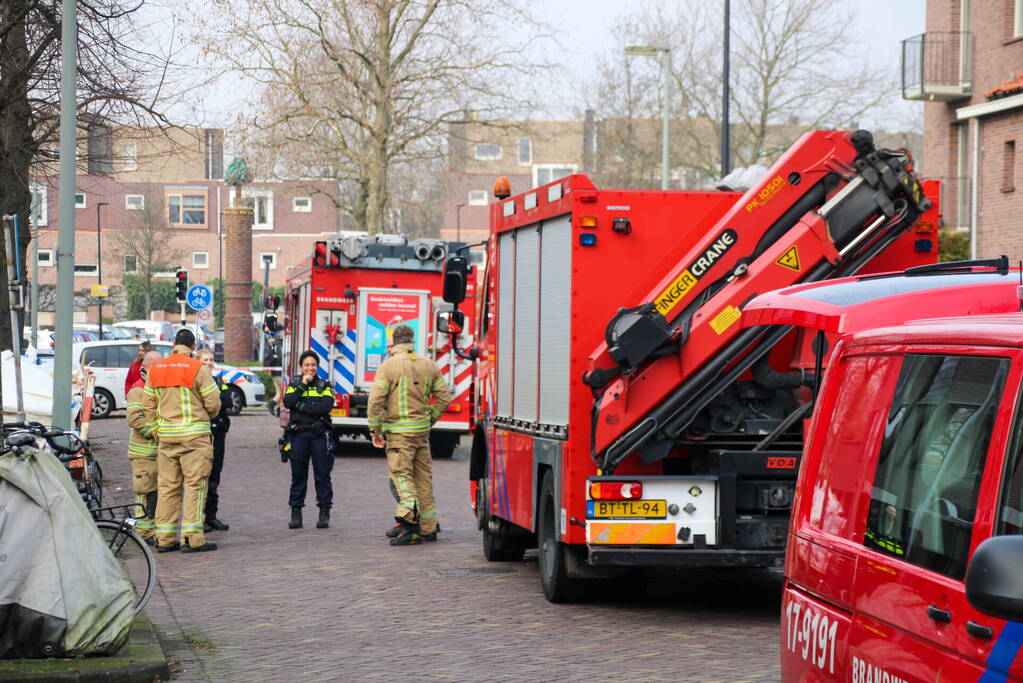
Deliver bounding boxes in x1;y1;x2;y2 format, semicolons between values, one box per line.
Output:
584;130;931;473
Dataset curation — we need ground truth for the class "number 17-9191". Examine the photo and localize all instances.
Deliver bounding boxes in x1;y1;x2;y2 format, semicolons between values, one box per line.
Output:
784;593;841;676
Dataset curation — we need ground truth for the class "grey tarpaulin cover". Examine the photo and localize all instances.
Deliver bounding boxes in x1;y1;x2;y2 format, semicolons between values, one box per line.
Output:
0;447;134;657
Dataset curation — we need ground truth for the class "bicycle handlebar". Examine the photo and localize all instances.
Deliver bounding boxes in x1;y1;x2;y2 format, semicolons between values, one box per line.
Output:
2;422;85;457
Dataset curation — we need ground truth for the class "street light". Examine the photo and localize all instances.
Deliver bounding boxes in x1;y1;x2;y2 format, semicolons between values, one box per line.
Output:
625;45;671;190
96;202;109;337
456;202;465;242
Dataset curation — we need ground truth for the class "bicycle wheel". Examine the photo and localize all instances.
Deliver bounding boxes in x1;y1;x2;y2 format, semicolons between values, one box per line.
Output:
95;520;156;614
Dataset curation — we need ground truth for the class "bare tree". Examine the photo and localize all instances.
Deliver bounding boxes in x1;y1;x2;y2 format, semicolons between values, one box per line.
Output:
195;0;550;235
588;0;897;189
0;0;185;355
108;184;183;316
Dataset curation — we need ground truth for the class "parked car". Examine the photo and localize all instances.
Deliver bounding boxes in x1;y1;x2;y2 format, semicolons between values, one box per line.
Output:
112;320;177;343
73;339;264;418
76;324;133;340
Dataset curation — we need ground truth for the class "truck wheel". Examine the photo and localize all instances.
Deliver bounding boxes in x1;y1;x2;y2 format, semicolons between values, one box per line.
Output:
538;470;587;603
479;460;526;562
429;432;458;459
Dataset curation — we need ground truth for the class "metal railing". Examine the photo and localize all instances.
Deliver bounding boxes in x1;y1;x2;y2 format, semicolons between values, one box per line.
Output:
901;32;972;100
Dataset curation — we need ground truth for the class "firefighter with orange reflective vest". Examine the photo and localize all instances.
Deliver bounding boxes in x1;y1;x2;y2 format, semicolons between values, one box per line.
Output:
124;350;164;543
368;324;452;546
142;329;221;553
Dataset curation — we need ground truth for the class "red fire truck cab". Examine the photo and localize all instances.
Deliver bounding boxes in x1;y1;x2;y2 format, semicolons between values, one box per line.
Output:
743;260;1023;682
282;235;476;457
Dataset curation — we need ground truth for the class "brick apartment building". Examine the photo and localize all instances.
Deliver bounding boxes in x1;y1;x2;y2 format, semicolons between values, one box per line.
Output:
906;0;1023;257
30;125;346;313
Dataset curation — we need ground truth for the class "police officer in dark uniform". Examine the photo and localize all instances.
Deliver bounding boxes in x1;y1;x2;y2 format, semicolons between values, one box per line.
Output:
282;350;336;529
199;349;231;532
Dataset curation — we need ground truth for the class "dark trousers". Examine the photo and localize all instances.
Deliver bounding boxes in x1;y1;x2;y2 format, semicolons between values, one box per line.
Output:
205;429;226;519
288;432;334;509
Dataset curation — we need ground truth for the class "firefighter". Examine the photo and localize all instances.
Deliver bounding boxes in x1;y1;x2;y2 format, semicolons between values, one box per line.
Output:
124;349;163;543
368;324;452;546
197;349;231;532
142;329;221;553
281;350;336;529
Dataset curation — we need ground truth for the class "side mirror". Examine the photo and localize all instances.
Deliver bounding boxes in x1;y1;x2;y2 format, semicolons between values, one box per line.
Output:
442;256;469;304
966;535;1023;620
263;314;279;334
436;310;465;335
265;295;280;311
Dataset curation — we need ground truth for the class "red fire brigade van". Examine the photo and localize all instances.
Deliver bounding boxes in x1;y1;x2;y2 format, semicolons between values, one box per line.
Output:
741;259;1023;682
282;235;476;456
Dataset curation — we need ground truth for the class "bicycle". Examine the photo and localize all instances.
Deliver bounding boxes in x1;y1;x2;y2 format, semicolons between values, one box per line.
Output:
2;423;156;614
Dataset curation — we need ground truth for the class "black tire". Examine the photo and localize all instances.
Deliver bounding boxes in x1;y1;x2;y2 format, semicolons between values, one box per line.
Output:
429;432;459;459
91;388;114;419
478;458;526;562
538;470;588;603
95;520;156;615
224;386;244;416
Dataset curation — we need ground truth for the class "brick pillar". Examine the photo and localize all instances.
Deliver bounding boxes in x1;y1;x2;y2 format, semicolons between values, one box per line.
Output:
224;206;253;363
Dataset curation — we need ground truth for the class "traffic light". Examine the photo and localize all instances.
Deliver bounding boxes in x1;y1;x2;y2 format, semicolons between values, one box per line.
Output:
175;270;188;301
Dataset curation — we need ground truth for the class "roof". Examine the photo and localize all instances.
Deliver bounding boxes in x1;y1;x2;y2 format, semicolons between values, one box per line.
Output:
741;269;1022;335
986;75;1023;100
848;313;1023;348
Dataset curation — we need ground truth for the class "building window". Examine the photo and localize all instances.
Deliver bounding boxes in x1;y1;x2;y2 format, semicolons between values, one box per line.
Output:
468;190;488;206
123;254;138;273
30;183;47;227
192;251;210;269
1015;0;1023;37
75;192;87;209
518;137;532;165
122;144;138;172
230;190;273;230
1004;140;1016;192
532;164;577;188
37;249;54;267
293;196;312;213
166;190;208;228
258;252;277;270
125;194;144;210
74;264;98;276
474;143;502;160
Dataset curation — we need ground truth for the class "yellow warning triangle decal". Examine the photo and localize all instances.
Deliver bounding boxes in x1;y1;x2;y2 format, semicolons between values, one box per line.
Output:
777;246;800;272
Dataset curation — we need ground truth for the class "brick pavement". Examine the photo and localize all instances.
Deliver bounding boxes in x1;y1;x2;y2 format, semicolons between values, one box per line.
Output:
89;412;782;682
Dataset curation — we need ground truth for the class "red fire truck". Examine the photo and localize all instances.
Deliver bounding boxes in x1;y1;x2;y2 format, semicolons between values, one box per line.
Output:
282;235;476;457
438;129;941;601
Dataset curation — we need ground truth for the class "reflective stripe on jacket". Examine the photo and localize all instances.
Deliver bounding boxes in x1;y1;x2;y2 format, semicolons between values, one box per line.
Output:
126;382;157;457
282;377;334;430
142;345;221;443
366;343;453;436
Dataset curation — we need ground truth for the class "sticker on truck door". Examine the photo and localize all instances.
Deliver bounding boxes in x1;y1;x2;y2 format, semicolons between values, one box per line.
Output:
356;289;429;387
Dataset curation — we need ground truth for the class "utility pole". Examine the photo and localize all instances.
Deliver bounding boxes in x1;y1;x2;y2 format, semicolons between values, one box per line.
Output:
258;254;271;364
3;215;25;421
96;202;108;336
721;0;732;178
52;0;78;429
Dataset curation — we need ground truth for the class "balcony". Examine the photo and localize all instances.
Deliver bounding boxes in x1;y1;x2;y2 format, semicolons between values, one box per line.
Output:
901;32;972;102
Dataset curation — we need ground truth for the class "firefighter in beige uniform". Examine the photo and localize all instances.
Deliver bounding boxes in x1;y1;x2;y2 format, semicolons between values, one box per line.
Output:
142;329;221;553
368;325;452;546
124;350;164;542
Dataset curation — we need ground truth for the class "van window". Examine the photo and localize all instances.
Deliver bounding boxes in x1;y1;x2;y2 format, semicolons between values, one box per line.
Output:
864;354;1008;579
81;346;108;366
113;345;137;368
996;388;1023;536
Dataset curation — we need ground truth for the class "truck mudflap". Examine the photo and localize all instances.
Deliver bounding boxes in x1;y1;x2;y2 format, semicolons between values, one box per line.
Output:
584;449;799;568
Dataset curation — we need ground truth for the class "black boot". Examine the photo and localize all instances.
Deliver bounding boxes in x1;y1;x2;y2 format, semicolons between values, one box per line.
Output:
389;518;422;546
316;507;330;529
289;506;303;529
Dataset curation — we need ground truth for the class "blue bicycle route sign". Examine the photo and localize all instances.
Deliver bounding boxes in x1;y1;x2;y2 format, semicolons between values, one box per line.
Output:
186;284;213;311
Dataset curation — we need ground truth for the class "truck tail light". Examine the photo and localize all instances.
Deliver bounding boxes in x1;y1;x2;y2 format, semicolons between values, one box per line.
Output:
445;404;462;412
589;481;643;500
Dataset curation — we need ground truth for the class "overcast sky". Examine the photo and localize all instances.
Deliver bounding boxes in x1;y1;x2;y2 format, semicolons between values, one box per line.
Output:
187;0;926;136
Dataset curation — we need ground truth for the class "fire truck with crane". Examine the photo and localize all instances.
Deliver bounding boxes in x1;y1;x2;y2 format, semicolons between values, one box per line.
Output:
437;129;941;601
280;234;476;457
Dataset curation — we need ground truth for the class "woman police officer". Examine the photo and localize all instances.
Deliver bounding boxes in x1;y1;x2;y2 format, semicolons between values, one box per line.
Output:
282;350;336;529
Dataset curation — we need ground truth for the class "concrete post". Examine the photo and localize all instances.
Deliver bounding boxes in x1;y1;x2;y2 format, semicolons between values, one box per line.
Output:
223;206;253;363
